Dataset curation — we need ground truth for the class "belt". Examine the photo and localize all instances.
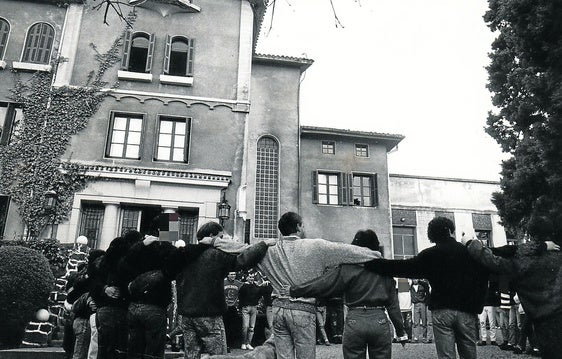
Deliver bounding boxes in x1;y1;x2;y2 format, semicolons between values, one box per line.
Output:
348;305;386;311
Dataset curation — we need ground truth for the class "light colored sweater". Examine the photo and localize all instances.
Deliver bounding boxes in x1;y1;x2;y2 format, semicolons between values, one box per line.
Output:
256;236;381;304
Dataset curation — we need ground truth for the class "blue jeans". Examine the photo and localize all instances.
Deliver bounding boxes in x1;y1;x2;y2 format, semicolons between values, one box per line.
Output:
432;309;478;359
127;303;167;359
242;306;257;345
412;302;427;341
180;316;227;359
73;317;91;359
342;308;391;359
97;306;128;359
272;306;316;359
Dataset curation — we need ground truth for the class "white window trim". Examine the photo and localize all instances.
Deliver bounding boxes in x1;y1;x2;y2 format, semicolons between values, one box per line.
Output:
12;61;51;72
118;70;153;82
159;74;193;86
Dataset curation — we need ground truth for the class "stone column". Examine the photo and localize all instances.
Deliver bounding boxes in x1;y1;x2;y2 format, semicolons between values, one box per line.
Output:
98;202;119;250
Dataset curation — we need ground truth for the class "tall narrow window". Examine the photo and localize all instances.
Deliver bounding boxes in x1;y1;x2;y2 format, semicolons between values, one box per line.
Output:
155;116;190;162
78;203;105;249
0;18;9;60
179;210;199;244
121;208;141;234
106;113;143;159
164;35;194;77
393;226;416;259
121;31;155;73
254;136;279;239
22;22;54;64
352;173;378;207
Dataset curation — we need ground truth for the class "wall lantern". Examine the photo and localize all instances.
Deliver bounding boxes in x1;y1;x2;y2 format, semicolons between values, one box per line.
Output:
217;192;231;226
44;190;58;211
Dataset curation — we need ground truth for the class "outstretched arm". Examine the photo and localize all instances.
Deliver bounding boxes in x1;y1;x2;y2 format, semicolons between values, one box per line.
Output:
364;256;427;279
466;240;516;274
290;266;350;299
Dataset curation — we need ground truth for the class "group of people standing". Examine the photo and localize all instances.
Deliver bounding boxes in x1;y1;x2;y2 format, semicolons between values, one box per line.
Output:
60;211;561;359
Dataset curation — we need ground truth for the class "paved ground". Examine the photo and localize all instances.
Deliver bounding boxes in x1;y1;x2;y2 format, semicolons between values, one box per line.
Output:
228;342;537;358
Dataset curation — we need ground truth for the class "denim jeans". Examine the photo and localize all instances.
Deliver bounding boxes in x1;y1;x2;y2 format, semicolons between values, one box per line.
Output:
497;308;510;343
432;309;478;359
127;303;167;359
97;306;128;359
425;308;434;341
265;306;273;338
223;306;240;349
342;308;391;359
180;315;227;359
242;306;257;345
272;306;316;359
412;302;427;341
73;317;91;359
316;306;328;343
478;306;497;342
508;306;521;345
87;314;98;359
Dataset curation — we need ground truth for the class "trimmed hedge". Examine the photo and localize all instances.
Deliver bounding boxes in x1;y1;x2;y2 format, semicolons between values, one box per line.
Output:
0;246;55;349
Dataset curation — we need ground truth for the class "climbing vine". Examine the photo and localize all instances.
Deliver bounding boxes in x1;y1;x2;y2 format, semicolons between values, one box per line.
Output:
0;12;136;239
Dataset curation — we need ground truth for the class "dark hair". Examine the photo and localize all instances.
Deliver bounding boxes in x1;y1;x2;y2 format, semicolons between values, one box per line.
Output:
351;229;380;251
278;212;302;236
105;237;132;266
88;249;105;263
123;230;143;245
196;221;223;241
427;217;455;243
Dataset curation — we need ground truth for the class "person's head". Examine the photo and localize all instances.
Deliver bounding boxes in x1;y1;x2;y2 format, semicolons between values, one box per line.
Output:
412;279;419;285
247;273;255;284
105;236;133;265
278;212;303;237
427;216;455;243
123;230;143;245
351;229;380;251
227;272;236;281
196;221;224;241
88;249;105;263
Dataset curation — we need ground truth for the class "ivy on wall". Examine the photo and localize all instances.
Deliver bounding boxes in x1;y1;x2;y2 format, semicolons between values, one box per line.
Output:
0;12;136;239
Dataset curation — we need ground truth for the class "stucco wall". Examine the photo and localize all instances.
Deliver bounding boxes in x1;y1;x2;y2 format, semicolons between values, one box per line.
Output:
299;134;393;249
0;0;66;101
245;62;302;240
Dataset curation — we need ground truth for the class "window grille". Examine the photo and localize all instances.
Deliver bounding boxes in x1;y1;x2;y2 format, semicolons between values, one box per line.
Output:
22;22;54;64
79;203;104;249
179;210;198;244
121;208;140;234
254;137;279;239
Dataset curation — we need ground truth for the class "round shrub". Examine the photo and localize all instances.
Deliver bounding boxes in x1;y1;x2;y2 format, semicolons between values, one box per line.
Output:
0;246;55;349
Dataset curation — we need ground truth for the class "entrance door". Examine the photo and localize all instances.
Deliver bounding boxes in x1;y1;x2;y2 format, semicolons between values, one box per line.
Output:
120;206;163;236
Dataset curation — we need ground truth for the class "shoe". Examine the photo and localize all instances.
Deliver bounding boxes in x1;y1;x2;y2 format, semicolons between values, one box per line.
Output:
392;338;398;343
531;348;541;357
477;341;487;346
425;339;433;344
324;341;331;346
246;344;254;350
499;342;512;350
241;344;247;350
513;346;523;354
490;341;498;346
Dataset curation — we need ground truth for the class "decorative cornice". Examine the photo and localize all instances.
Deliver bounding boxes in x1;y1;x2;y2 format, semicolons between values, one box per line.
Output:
63;162;232;187
106;89;250;113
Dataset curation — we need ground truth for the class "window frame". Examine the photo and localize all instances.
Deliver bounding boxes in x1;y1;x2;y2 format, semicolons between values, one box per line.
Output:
312;170;345;206
350;172;379;207
21;22;55;64
321;140;335;155
355;143;369;158
254;135;280;239
0;18;10;61
392;225;417;260
105;111;145;160
121;30;155;74
163;35;195;77
154;115;191;163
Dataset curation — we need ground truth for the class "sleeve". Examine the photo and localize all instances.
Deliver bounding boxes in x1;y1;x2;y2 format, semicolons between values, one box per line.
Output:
466;240;516;274
290;266;351;299
386;279;406;337
231;242;269;271
162;243;209;278
316;240;381;269
363;255;428;279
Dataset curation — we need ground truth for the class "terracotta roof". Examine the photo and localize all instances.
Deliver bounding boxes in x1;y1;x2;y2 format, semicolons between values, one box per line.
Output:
253;53;314;71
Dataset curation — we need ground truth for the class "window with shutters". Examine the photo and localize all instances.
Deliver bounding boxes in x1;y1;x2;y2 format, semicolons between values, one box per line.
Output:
106;112;144;159
164;36;194;77
254;136;279;239
313;171;342;205
352;173;378;207
0;18;9;61
121;31;155;74
21;22;54;64
155;116;191;162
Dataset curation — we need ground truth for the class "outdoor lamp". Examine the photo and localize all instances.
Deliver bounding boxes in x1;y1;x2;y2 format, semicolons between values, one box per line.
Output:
76;236;88;246
217;194;231;225
44;190;58;211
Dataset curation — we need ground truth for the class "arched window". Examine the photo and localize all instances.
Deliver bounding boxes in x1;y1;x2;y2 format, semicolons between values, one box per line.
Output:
22;22;54;64
254;136;279;239
121;31;155;73
0;19;9;59
164;35;194;77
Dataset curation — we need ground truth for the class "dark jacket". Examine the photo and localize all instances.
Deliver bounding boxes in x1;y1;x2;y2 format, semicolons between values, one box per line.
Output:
483;275;500;307
467;240;562;321
239;282;262;307
365;237;489;315
410;281;429;304
175;242;269;317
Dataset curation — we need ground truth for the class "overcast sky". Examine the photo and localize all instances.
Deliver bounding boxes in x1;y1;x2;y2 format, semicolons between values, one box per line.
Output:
256;0;509;181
